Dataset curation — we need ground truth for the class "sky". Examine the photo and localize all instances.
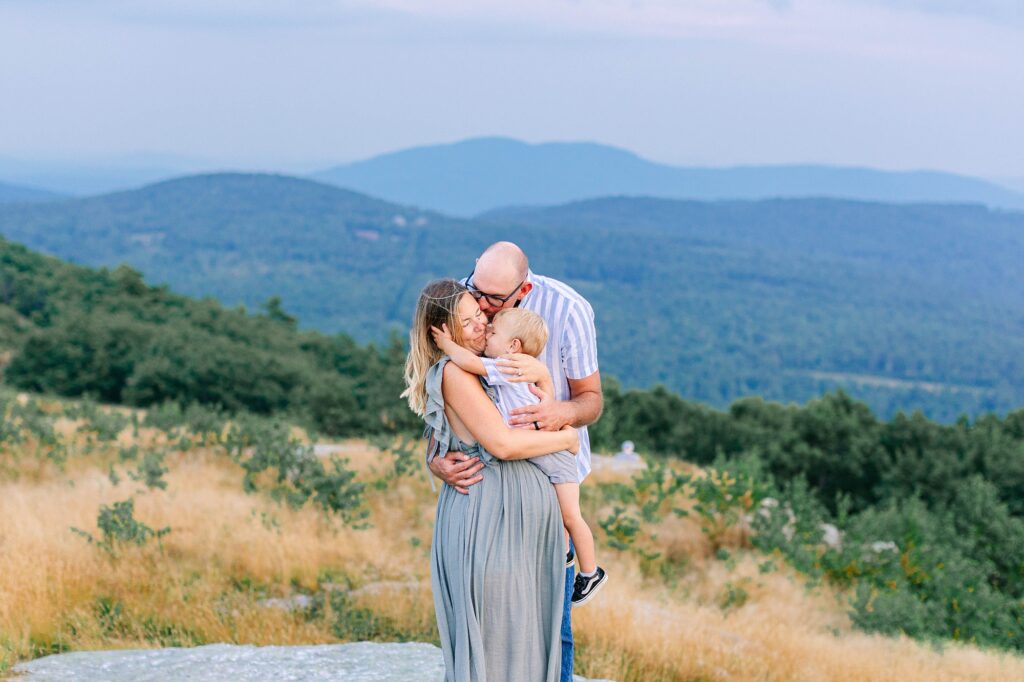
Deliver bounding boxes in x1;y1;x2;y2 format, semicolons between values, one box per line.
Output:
0;0;1022;179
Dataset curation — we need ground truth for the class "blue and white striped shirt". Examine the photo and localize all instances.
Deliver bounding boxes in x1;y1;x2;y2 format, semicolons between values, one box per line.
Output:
518;270;599;481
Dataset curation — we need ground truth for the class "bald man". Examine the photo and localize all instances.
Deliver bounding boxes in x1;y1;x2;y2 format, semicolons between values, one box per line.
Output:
428;241;603;682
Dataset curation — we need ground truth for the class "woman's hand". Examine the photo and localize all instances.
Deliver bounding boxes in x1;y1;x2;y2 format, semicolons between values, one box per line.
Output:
496;353;549;385
562;425;580;455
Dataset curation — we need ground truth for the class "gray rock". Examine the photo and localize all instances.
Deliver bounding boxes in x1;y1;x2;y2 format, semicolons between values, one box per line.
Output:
256;595;316;611
15;643;444;681
591;453;646;474
313;443;365;457
14;642;615;681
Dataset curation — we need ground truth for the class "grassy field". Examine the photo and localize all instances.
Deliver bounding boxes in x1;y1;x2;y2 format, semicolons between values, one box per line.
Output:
2;393;1023;681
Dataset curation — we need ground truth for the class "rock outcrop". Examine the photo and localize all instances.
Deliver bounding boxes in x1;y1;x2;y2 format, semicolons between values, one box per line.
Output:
15;642;614;681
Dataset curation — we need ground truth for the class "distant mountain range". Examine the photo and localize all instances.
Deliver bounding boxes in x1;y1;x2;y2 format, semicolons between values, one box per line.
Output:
1;172;1022;421
312;137;1024;215
998;177;1024;194
0;153;242;196
0;181;66;204
6;139;1023;214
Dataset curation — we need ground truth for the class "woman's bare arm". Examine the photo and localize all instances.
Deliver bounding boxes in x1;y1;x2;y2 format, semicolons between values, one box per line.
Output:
442;362;577;460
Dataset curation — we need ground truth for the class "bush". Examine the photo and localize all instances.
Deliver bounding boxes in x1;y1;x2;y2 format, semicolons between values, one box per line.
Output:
223;416;367;525
754;476;1024;651
5;314;153;402
72;498;171;554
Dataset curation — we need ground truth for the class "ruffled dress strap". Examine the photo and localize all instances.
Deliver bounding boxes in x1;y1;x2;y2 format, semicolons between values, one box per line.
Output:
423;357;499;475
424;357;459;466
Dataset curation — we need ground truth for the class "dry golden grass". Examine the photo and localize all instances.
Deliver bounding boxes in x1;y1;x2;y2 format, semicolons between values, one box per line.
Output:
2;408;1024;681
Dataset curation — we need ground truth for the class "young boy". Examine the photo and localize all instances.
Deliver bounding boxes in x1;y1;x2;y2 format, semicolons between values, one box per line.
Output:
432;308;608;606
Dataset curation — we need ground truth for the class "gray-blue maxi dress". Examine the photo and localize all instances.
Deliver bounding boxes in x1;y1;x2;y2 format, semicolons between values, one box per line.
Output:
424;358;565;681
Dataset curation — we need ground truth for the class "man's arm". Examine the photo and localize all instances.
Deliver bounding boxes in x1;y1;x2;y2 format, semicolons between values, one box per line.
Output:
567;371;603;427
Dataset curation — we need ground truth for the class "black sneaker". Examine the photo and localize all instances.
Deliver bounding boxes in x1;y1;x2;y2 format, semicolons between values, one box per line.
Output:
565;549;575;569
571;567;608;607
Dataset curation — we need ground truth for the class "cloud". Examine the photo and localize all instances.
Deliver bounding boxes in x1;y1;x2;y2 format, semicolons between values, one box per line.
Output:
849;0;1023;25
4;1;1020;39
3;0;1017;76
1;0;1020;176
360;0;791;37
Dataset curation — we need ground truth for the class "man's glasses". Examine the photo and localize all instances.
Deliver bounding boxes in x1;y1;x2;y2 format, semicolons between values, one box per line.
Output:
466;266;525;307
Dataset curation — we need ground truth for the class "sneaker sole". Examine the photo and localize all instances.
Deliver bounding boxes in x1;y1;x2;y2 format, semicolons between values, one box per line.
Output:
571;573;608;609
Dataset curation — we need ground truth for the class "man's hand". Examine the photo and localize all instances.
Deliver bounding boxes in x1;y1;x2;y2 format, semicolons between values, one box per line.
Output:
508;384;574;432
428;451;484;494
496;353;549;385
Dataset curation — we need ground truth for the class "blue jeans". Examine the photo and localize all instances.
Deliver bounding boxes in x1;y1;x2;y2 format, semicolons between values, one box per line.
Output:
561;540;574;682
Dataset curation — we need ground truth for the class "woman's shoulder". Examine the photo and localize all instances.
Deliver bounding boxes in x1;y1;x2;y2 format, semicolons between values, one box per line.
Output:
427;357;478;396
441;360;499;408
440;358;478;386
427;355;449;374
424;356;450;394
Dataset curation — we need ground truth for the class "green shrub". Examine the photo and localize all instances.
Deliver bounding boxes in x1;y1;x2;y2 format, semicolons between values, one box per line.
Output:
127;449;169;490
754;476;1024;651
72;498;171;554
224;416;367;525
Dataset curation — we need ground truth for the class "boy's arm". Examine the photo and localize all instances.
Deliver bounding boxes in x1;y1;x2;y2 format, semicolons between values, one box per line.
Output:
446;342;487;376
430;325;486;376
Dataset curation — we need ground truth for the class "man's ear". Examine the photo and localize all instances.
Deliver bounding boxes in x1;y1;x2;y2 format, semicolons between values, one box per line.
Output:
518;282;533;299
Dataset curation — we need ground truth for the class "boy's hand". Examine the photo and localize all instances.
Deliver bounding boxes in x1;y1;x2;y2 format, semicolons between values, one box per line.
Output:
430;324;455;351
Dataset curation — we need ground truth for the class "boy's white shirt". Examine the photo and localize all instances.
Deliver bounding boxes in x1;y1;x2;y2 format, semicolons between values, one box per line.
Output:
480;357;541;426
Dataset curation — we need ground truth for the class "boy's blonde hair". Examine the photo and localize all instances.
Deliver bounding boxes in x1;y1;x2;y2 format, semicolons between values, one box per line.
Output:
493;308;548;357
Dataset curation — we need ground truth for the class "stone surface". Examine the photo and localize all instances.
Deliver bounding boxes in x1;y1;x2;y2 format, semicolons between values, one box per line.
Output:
591;452;646;473
14;642;614;681
256;594;316;611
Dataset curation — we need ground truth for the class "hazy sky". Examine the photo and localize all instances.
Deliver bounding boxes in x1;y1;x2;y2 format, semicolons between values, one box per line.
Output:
1;0;1021;177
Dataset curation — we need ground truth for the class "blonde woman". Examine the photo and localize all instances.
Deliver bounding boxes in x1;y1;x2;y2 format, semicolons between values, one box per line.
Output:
403;278;577;681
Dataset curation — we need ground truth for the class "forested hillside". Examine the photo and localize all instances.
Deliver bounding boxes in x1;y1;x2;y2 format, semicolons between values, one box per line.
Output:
2;173;1023;420
0;180;65;204
2;234;1023;656
0;236;416;437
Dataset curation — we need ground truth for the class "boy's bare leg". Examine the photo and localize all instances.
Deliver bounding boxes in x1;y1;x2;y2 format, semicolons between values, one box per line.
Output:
554;482;596;574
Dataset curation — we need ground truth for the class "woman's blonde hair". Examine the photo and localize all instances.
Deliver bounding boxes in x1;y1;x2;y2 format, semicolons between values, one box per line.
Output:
401;278;470;416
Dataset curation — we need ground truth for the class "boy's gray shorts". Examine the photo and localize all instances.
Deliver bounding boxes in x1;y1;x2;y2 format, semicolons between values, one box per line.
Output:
529;450;578;485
